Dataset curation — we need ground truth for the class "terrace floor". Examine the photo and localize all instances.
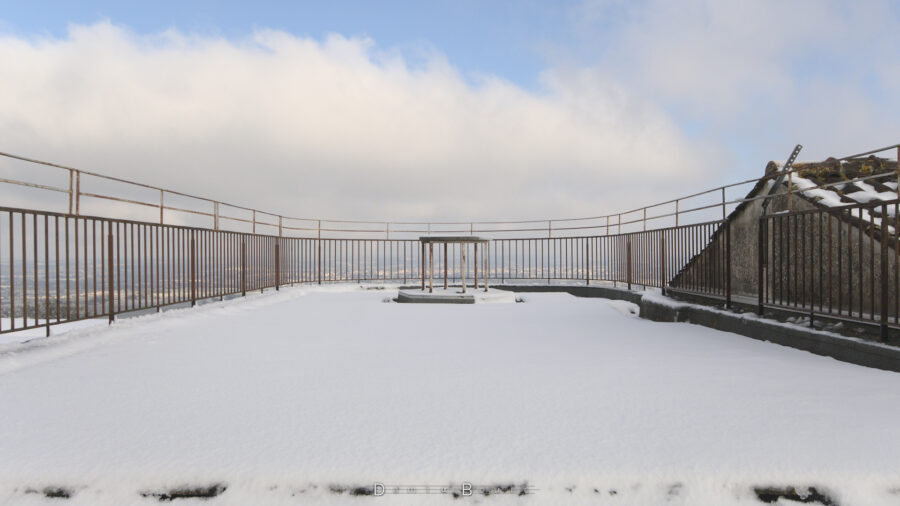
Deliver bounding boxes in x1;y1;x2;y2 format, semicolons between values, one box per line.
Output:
1;286;899;505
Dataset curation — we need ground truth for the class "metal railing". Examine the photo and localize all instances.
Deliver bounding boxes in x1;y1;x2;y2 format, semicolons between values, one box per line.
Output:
759;199;900;338
0;204;727;335
2;143;897;239
0;143;897;338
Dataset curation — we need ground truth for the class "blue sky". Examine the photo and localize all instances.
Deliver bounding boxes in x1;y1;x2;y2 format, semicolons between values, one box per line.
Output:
0;0;578;89
0;1;897;221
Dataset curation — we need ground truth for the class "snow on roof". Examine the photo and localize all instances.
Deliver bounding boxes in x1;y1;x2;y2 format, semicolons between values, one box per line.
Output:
784;156;897;209
770;156;900;232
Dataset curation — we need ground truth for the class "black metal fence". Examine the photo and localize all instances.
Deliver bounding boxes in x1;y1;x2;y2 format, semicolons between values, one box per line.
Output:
759;199;900;338
11;193;900;342
0;206;729;336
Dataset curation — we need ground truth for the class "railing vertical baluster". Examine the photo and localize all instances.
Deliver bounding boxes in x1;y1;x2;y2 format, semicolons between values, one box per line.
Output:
44;215;49;335
880;203;888;340
429;243;434;293
828;212;833;314
107;224;114;324
190;230;196;307
241;236;247;297
857;208;863;318
33;214;38;327
725;219;732;308
869;207;875;320
758;218;765;315
657;231;661;288
93;221;98;315
51;216;58;324
895;202;899;325
130;222;135;310
626;236;632;290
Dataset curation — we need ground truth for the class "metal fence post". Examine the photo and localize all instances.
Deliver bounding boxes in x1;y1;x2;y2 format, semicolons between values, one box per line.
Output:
420;241;425;290
190;230;196;307
241;237;247;296
316;220;322;285
68;169;74;214
788;171;793;210
725;219;732;308
721;187;726;220
626;237;632;290
75;171;81;215
757;218;765;315
660;233;666;295
881;203;888;340
275;239;280;291
474;243;479;290
585;238;590;286
107;226;115;323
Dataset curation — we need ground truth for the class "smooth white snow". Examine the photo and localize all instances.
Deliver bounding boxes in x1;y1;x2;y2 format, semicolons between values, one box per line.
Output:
0;318;108;346
1;285;899;505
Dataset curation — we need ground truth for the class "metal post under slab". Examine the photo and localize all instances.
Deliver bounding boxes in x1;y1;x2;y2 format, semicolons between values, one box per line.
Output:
429;243;434;293
461;244;467;294
418;236;488;295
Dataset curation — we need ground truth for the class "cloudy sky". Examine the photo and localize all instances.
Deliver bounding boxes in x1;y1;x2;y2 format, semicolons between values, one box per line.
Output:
0;0;897;225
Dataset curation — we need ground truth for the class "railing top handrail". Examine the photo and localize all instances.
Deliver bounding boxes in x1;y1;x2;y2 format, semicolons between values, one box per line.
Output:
836;143;900;161
1;142;897;231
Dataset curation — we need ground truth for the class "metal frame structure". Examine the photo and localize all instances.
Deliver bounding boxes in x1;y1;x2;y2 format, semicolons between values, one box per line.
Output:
419;236;489;293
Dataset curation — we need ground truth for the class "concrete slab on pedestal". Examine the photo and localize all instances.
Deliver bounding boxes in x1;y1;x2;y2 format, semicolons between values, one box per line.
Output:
395;288;516;304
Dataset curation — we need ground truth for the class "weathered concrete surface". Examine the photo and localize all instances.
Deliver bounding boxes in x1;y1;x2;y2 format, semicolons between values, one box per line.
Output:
498;284;900;373
396;288;516;304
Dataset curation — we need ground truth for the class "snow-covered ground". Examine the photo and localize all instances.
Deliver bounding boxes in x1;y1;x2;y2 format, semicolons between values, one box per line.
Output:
0;318;108;346
1;285;899;505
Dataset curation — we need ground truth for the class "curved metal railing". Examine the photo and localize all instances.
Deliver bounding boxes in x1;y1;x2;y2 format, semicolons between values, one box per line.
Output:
1;143;897;239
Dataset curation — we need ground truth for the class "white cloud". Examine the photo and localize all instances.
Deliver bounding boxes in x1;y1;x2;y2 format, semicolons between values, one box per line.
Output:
573;0;900;165
0;21;712;228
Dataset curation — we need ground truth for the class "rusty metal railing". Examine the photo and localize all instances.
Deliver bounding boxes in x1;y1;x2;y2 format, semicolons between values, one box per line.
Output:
1;143;897;239
759;199;900;339
0;203;727;335
0;206;432;335
0;143;897;338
